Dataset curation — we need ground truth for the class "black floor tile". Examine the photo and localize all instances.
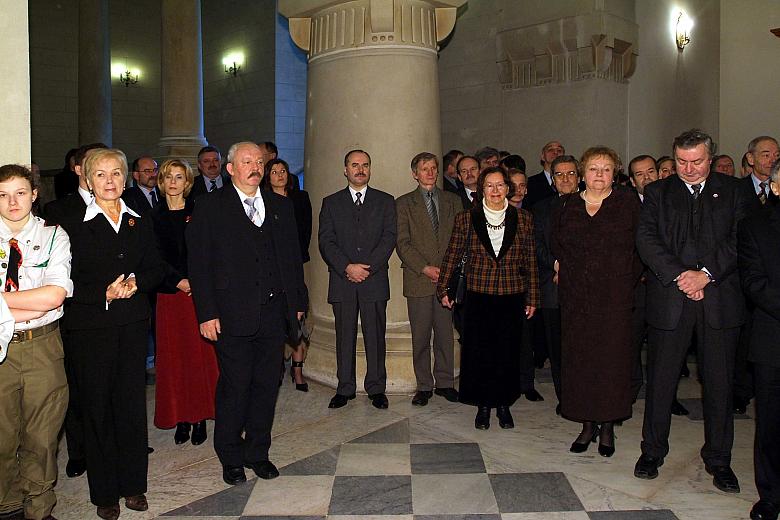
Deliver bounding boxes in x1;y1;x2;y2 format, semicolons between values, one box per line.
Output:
329;475;413;515
589;510;679;519
489;472;584;513
161;478;256;516
411;443;486;474
282;446;340;476
350;419;411;444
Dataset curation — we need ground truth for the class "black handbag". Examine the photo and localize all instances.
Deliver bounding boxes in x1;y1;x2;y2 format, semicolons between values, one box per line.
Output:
446;221;472;305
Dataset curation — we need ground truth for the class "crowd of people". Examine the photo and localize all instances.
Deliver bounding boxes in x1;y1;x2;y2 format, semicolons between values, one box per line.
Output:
0;130;779;520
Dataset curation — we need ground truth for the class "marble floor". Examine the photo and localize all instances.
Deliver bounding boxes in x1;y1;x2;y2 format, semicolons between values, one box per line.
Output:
50;366;757;520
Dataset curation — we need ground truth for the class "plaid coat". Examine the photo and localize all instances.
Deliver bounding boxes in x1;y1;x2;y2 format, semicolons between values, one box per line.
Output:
437;205;540;307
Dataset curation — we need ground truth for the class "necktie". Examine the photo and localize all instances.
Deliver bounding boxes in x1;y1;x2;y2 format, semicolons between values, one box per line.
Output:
355;192;363;206
759;182;768;205
4;239;22;292
691;184;702;199
244;197;257;222
150;190;159;206
209;179;217;192
426;191;439;235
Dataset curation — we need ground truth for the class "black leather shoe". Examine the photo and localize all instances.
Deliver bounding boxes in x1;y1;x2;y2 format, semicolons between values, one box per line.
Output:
434;387;459;402
96;504;120;520
222;465;247;485
555;403;561;416
65;458;86;478
671;398;689;416
734;396;749;415
634;454;664;479
369;393;389;409
124;494;149;511
174;422;191;444
705;464;740;493
475;406;490;429
412;390;433;406
524;389;544;402
245;460;279;480
496;406;514;429
328;393;356;409
570;427;599;453
751;500;780;520
191;420;207;445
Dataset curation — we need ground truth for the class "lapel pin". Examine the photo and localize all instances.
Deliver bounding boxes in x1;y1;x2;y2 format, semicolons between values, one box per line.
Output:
712;193;719;198
33;245;40;250
1;263;5;268
0;250;5;259
128;218;136;227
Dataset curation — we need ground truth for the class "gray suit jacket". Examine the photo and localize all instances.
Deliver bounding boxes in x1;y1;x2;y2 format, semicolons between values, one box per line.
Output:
319;186;397;303
396;187;461;297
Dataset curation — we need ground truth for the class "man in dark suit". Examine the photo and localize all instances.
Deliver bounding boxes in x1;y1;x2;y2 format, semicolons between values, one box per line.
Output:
396;152;460;407
738;160;780;520
186;141;306;486
188;145;230;200
319;149;397;410
122;156;160;215
634;129;758;493
455;155;480;209
525;140;564;208
734;136;780;414
442;149;463;194
43;142;106;480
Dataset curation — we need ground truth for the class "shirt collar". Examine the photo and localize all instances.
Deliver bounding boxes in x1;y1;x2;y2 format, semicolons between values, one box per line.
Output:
232;182;259;202
751;173;769;192
682;179;707;193
348;186;367;202
0;214;38;241
543;170;553;186
78;186;93;204
83;198;140;223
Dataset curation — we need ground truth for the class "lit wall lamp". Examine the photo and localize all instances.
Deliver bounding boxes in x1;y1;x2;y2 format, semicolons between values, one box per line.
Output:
111;62;140;87
676;11;692;50
222;52;244;76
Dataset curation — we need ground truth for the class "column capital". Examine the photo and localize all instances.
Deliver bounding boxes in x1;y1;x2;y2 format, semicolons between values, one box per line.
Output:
279;0;466;61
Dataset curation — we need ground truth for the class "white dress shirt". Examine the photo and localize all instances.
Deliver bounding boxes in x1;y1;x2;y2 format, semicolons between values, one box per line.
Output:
233;184;266;226
83;198;140;234
0;294;15;362
348;186;368;204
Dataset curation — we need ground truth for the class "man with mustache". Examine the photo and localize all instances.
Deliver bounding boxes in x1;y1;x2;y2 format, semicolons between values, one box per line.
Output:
319;149;397;410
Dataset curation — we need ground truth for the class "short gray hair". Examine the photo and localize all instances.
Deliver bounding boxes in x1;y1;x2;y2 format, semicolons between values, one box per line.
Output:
673;129;715;158
226;141;261;165
748;136;779;154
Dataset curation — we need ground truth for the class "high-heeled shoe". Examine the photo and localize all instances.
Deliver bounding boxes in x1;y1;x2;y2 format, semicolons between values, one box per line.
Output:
496;406;514;429
598;424;616;457
174;422;191;445
191;420;207;445
290;361;309;392
569;424;599;453
475;406;490;429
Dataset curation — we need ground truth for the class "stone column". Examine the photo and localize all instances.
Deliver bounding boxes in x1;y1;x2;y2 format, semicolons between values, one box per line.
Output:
157;0;207;165
78;0;112;145
279;0;466;393
0;0;31;165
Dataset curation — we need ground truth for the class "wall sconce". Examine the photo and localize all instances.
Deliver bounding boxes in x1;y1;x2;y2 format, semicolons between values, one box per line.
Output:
222;52;244;76
111;62;140;87
676;11;692;50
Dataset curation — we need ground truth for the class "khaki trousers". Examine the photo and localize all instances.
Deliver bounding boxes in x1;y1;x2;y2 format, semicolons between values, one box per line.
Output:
407;295;455;391
0;327;68;520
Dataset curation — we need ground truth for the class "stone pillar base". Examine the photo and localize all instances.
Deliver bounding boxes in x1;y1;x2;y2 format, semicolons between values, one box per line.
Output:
157;135;208;166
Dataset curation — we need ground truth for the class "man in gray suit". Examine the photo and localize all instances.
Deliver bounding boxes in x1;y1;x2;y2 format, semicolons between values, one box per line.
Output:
319;150;397;410
396;152;461;406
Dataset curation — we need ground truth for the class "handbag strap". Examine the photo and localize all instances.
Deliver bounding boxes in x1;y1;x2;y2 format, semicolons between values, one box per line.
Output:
456;211;474;270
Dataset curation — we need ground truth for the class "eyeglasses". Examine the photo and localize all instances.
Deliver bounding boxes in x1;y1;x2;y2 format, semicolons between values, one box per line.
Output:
484;182;507;191
553;171;578;178
137;168;158;174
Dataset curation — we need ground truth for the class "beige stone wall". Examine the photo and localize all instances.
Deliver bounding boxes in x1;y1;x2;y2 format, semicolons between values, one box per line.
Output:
719;0;780;159
627;0;720;160
0;0;31;166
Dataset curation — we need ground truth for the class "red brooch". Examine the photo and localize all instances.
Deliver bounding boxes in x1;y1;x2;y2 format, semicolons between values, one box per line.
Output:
128;218;136;227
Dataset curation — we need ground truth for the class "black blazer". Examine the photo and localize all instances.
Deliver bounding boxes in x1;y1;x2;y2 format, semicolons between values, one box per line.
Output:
43;192;87;233
741;174;778;213
150;198;194;293
186;185;307;336
188;172;231;201
288;189;312;263
318;186;397;303
443;176;462;194
531;194;561;308
525;171;556;209
636;172;758;330
455;185;474;210
63;212;165;330
122;186;157;215
738;206;780;368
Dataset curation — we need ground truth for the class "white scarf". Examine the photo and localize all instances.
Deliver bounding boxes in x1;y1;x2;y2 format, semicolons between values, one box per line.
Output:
482;199;508;255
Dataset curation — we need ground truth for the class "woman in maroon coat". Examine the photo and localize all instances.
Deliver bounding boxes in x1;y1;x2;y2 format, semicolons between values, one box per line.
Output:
552;146;642;457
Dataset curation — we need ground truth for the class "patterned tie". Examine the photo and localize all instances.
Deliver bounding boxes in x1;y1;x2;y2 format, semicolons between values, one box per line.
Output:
425;190;439;235
759;182;768;205
150;190;159;207
691;183;702;199
4;239;22;292
209;179;217;192
244;197;257;222
355;192;363;207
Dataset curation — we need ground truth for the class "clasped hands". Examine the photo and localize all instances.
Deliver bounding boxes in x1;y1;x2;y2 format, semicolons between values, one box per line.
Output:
675;270;710;301
106;274;137;303
346;263;371;283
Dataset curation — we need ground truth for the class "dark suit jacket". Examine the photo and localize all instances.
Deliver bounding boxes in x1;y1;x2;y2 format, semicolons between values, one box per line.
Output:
43;192;87;233
525;171;556;208
63;212;164;330
150;198;194;293
288;189;312;263
122;186;157;215
532;194;561;308
741;174;778;214
738;206;780;368
318;186;397;303
637;172;758;330
188;172;231;201
455;185;475;210
436;205;540;307
443;176;462;194
186;184;306;336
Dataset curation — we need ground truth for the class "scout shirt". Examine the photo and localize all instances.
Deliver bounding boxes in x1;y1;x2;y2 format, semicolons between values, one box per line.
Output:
0;295;14;362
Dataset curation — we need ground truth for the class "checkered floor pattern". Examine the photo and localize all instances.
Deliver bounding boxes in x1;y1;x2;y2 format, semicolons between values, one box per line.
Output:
161;419;679;519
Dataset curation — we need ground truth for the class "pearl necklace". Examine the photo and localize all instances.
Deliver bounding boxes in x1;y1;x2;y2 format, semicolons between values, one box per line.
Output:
582;189;612;205
485;220;505;230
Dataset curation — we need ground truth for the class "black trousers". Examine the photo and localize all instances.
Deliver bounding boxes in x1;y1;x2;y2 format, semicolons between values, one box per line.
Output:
541;308;562;401
630;305;647;402
69;322;149;507
755;363;780;503
332;299;387;396
61;327;83;461
733;317;755;402
213;296;286;468
519;313;535;393
642;299;739;466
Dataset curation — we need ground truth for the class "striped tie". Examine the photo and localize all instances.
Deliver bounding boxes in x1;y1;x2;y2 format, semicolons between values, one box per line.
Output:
759;182;768;205
425;191;439;235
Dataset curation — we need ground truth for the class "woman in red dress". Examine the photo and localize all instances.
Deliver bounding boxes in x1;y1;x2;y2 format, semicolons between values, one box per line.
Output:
151;159;219;444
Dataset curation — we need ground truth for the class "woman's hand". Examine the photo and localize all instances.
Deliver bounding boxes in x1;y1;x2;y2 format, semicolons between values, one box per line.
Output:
553;260;559;285
441;295;454;309
525;306;536;319
176;278;192;296
106;275;137;302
